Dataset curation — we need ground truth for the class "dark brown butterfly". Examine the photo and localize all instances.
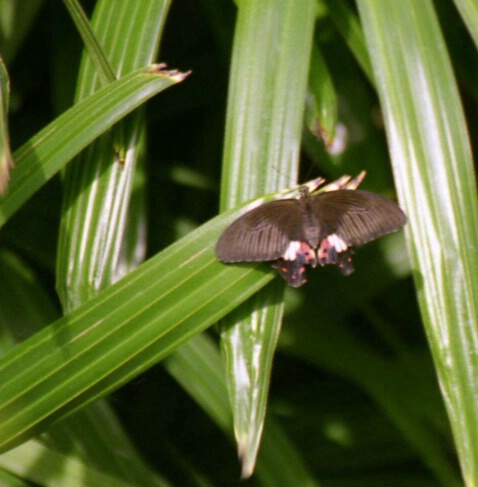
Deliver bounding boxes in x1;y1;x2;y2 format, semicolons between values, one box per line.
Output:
216;184;407;287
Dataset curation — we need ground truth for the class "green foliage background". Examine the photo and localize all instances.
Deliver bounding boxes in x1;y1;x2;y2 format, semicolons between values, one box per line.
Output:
0;0;476;486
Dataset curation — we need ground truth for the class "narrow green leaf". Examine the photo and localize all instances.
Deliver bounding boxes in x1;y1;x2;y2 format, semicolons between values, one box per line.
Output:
0;250;168;486
62;0;117;85
0;0;43;65
166;334;233;432
220;279;285;478
57;0;171;312
0;64;188;227
221;0;315;205
0;57;12;194
0;250;59;344
358;0;478;484
219;0;316;477
305;42;338;146
0;204;275;452
166;333;320;486
322;0;374;84
54;4;174;480
74;0;171;97
0;439;171;487
0;468;27;487
453;0;478;51
280;314;462;486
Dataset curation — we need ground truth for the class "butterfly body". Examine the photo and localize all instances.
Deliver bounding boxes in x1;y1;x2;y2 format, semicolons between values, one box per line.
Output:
216;187;406;287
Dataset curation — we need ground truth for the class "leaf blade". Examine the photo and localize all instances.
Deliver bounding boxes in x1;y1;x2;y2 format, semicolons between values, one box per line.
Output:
0;207;274;452
0;65;188;227
219;0;316;477
358;0;478;483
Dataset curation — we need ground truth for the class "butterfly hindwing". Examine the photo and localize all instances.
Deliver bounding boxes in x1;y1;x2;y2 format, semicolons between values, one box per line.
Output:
272;241;317;287
215;199;304;262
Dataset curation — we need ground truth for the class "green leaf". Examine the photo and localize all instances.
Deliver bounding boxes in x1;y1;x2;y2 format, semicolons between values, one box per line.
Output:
62;0;117;85
0;64;188;227
305;42;338;146
453;0;478;51
0;439;171;487
280;309;461;486
0;57;12;194
166;334;233;433
0;0;44;65
54;3;173;481
220;280;285;478
4;0;473;483
219;0;316;477
57;0;171;311
0;204;274;452
322;0;374;83
166;333;320;486
0;250;168;486
358;0;478;484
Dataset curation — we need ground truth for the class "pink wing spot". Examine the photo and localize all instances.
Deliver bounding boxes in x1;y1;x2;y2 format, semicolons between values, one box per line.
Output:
283;241;317;266
299;242;317;267
318;234;348;265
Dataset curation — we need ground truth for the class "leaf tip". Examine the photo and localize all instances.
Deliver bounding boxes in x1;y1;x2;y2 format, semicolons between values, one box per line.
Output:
0;152;13;195
149;63;192;82
238;441;255;479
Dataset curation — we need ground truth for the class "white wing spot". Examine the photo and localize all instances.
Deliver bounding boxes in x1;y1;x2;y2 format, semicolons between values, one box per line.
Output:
327;234;347;252
283;241;301;261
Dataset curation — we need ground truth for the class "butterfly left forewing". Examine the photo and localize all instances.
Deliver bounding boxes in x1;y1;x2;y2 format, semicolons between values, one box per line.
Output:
216;199;303;262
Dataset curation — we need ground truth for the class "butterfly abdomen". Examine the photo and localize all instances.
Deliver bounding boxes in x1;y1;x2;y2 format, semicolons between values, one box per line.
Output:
300;199;323;249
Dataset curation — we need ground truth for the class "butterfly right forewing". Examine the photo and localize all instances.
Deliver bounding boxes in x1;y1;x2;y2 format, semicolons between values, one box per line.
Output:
216;199;303;262
312;190;407;247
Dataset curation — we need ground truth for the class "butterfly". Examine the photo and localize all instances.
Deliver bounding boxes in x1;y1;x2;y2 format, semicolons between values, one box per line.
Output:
215;175;407;287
